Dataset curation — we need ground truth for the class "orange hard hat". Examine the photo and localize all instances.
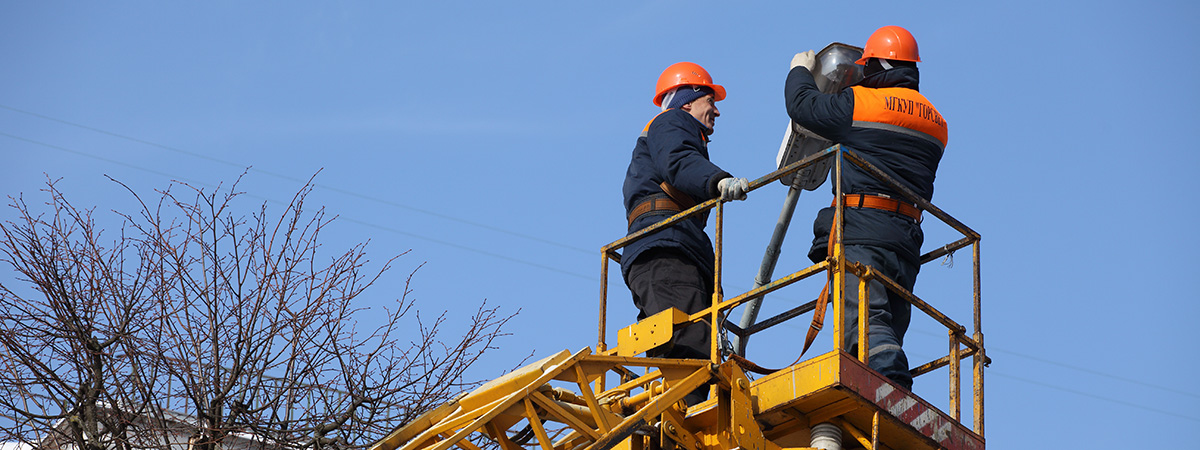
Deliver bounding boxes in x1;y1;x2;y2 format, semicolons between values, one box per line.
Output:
652;62;727;107
855;25;920;65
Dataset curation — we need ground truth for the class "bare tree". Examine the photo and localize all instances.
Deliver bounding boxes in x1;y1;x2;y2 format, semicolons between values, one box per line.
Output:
0;175;513;450
0;178;162;450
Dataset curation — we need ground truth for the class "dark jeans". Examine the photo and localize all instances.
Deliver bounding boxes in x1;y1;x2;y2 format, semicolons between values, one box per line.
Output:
841;244;918;390
626;248;713;404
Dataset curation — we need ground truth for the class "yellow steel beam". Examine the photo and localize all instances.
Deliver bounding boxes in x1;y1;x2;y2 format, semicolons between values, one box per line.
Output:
858;272;870;364
530;390;602;441
483;421;521;450
575;365;616;432
598;251;611;356
972;240;985;437
522;398;554;450
836;417;880;450
712;201;723;364
872;411;881;450
399;349;592;450
949;330;962;421
583;364;713;450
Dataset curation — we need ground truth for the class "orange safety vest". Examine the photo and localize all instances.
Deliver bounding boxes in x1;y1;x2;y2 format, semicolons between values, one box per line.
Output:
850;86;948;148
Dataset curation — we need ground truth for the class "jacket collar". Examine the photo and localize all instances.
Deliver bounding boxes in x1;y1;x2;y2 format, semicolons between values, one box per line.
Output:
669;107;714;138
857;65;920;91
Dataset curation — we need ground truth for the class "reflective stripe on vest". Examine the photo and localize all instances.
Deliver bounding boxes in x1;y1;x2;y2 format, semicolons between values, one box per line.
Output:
850;86;948;149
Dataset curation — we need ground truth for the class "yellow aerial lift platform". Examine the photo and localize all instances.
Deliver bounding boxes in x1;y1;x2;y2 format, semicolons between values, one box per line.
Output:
371;142;987;450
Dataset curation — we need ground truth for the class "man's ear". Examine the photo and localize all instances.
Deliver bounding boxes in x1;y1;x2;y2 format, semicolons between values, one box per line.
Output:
680;101;693;112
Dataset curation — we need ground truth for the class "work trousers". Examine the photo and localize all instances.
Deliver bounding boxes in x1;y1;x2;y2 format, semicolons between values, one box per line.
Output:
841;244;918;390
626;248;713;360
626;248;713;405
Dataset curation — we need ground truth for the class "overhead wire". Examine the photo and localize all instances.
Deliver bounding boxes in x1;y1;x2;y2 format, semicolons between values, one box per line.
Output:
906;328;1200;399
988;347;1200;400
751;304;1200;419
14;105;1191;422
987;369;1200;423
1;131;206;186
0;130;594;281
897;328;1200;423
0;103;594;256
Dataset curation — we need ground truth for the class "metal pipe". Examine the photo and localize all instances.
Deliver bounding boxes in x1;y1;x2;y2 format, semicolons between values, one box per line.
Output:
869;269;965;334
734;185;803;355
600;146;836;256
973;240;985;437
974;330;986;437
909;346;983;377
685;261;829;334
950;329;961;421
616;383;665;410
743;299;817;335
833;146;846;351
919;236;974;265
834;418;873;450
858;273;870;363
872;411;880;450
546;397;601;429
711;201;723;364
598;251;610;355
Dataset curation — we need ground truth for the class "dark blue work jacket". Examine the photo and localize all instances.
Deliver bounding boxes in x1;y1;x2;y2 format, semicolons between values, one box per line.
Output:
784;65;948;265
621;108;731;280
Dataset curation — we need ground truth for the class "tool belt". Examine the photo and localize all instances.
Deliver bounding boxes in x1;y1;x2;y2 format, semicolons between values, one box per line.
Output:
627;194;681;226
837;194;921;222
627;182;698;227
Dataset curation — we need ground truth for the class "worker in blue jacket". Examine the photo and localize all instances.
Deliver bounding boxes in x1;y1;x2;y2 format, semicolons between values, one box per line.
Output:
785;26;948;390
621;62;749;403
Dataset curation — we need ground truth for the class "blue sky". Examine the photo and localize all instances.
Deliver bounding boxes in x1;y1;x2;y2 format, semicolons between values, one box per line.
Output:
3;1;1198;448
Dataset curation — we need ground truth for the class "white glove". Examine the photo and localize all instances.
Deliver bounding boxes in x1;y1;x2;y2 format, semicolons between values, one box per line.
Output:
717;177;750;202
790;50;816;72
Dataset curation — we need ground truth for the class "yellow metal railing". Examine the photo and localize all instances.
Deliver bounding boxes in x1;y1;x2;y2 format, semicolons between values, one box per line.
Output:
597;144;987;436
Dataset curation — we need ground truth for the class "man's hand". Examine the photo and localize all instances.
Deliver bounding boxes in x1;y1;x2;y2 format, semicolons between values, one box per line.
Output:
717;177;750;202
790;50;816;72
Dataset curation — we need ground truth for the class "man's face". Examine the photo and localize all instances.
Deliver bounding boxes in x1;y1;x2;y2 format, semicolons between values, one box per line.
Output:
682;94;719;130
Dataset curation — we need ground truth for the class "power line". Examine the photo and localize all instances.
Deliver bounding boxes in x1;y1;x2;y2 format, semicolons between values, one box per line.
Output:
0;131;594;281
21;104;1188;422
0;103;594;256
907;328;1200;400
753;320;1200;420
990;369;1200;423
0;131;204;186
989;347;1200;400
338;215;592;280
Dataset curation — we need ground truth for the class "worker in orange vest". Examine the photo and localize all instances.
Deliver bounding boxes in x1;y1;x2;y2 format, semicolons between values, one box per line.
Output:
785;26;948;390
